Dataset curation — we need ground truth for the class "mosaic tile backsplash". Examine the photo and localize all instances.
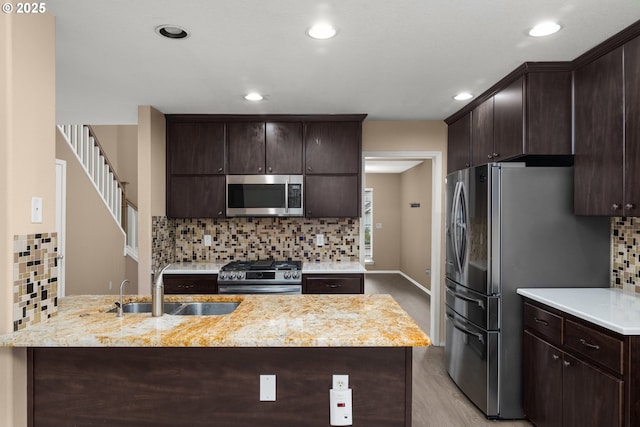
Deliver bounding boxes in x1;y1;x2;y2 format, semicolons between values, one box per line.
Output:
152;216;175;273
152;217;359;267
13;233;58;331
612;217;640;292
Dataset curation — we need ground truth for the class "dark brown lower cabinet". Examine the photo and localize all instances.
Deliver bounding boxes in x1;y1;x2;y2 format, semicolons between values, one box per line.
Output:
523;300;633;427
28;347;412;427
163;274;218;294
303;274;364;294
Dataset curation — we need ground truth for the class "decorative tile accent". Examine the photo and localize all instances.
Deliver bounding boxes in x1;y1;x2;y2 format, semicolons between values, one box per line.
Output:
152;217;360;264
13;233;58;331
611;217;640;292
152;216;175;273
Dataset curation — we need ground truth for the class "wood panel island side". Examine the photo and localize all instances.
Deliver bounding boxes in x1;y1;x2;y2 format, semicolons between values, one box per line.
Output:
0;294;430;427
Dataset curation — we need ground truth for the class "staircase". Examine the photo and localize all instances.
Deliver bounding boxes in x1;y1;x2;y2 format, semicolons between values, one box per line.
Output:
57;124;138;259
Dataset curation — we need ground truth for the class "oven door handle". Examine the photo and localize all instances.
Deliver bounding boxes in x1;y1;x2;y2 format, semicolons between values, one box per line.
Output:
446;313;485;345
445;287;485;309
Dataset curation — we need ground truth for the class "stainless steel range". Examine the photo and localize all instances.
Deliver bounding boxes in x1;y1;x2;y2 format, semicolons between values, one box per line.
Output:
217;260;302;294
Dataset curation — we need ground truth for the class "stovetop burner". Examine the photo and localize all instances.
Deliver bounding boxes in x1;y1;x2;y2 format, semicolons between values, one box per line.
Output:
221;260;301;272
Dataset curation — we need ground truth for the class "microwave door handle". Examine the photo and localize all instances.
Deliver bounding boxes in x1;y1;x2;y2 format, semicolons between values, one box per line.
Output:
285;179;289;214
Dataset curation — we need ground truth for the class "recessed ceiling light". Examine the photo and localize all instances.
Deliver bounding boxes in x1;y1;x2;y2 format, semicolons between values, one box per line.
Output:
307;23;337;40
244;93;264;101
453;92;473;101
155;25;189;39
528;21;561;37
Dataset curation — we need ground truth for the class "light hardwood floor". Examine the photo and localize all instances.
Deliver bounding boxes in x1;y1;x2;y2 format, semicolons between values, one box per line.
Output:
365;273;533;427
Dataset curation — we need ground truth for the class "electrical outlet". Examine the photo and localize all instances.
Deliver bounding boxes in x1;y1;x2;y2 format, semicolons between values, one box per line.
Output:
332;374;349;390
260;375;276;401
316;233;324;247
204;234;212;247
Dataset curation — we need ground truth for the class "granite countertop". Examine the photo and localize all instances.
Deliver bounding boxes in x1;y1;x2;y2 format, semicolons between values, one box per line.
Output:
164;261;366;275
517;288;640;335
0;294;430;348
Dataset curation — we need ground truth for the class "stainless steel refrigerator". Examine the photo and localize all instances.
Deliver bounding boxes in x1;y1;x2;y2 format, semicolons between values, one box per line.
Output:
444;163;610;419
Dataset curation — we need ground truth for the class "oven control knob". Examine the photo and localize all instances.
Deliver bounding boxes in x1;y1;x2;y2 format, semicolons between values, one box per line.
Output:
284;272;291;279
219;272;227;280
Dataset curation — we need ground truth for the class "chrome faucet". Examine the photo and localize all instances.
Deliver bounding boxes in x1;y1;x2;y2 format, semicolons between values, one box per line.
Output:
152;264;170;317
117;279;130;317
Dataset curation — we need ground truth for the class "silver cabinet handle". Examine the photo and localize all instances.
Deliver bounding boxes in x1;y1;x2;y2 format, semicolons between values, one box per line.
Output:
579;338;600;350
625;203;635;210
487;154;493;159
534;317;549;326
492;152;499;158
563;360;571;368
217;211;224;216
612;203;621;211
552;354;560;361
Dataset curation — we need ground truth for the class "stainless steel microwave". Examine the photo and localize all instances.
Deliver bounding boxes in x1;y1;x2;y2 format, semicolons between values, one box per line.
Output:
226;175;304;217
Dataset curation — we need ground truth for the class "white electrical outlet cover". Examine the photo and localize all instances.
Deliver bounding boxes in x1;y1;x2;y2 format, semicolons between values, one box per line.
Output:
332;374;349;390
316;233;324;246
204;234;212;247
260;375;276;401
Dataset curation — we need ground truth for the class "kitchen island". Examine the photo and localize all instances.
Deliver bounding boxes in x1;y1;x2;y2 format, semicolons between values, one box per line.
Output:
0;294;429;427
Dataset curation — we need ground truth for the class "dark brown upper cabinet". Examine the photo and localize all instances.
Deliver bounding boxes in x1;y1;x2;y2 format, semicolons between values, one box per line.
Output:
304;122;361;174
574;33;640;216
168;121;225;175
447;64;572;169
447;112;472;173
305;175;360;218
227;122;303;175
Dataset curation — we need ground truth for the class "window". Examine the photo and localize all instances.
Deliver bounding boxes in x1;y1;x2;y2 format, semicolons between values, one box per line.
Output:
364;188;373;262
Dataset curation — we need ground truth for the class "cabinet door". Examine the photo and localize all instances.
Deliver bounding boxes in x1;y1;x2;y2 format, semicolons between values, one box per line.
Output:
167;176;225;218
471;98;494;166
227;122;266;174
303;275;364;294
163;274;218;294
526;71;572;155
265;122;303;174
562;354;623;427
625;35;640;216
305;122;360;174
447;113;472;173
523;332;563;427
305;175;359;218
168;122;225;174
493;76;524;161
574;47;624;215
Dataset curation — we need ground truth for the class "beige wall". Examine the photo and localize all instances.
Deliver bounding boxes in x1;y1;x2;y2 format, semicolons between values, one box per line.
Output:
55;130;129;295
0;10;56;427
400;161;432;288
138;106;166;294
364;174;402;270
91;125;139;206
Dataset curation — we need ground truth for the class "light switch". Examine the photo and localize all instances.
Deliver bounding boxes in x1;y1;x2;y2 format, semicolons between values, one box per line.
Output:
31;197;43;223
260;375;276;401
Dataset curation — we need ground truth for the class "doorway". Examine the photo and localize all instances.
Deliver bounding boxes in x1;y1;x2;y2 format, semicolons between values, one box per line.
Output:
362;151;443;345
55;159;66;297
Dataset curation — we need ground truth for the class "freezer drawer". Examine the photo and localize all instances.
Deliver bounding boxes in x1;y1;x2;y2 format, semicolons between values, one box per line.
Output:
445;306;499;418
445;278;499;331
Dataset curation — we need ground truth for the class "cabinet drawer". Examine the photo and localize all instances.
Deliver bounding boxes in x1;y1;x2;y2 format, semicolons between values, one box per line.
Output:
303;275;364;294
524;303;563;346
565;319;624;375
163;274;218;294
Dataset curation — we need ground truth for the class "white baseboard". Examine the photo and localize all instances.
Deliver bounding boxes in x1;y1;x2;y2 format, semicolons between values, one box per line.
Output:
365;270;431;296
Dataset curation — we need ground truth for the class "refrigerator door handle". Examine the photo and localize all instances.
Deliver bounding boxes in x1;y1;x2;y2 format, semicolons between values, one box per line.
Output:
445;286;485;309
446;313;485;345
451;181;467;275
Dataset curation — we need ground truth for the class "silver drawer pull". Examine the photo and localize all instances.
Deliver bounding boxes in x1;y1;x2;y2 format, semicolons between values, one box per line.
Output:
534;317;549;326
579;339;600;350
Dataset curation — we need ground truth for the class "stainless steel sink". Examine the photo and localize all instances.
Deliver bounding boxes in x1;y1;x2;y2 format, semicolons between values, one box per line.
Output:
171;302;240;316
108;301;239;316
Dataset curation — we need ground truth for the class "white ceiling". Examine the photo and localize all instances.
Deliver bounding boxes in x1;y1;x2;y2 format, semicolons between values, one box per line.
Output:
48;0;640;125
365;160;424;174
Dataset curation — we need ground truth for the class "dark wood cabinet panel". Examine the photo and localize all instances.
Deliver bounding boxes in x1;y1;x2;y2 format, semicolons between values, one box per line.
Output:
625;35;640;217
493;76;524;161
471;98;494;166
305;122;360;174
168;121;225;175
303;274;364;294
305;175;360;218
562;354;623;427
266;122;303;174
526;71;572;154
574;47;625;215
167;175;225;218
523;331;563;427
447;113;472;173
524;303;563;347
30;347;411;427
227;122;266;174
164;274;218;294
